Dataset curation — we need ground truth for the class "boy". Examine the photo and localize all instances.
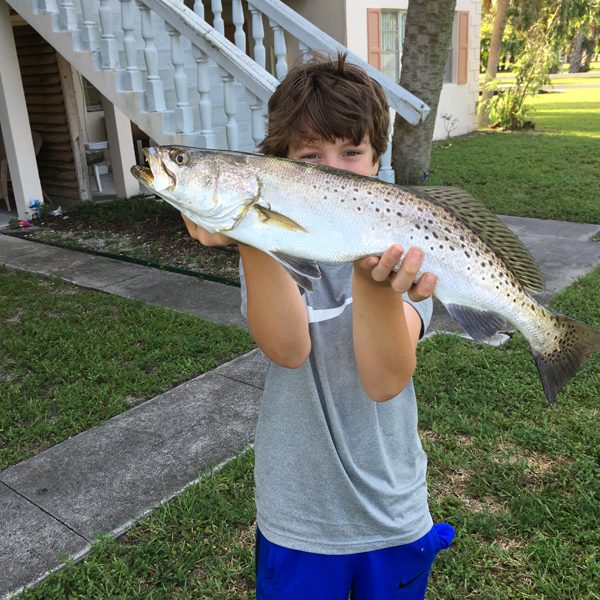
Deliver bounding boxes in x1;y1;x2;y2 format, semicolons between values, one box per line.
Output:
183;53;454;599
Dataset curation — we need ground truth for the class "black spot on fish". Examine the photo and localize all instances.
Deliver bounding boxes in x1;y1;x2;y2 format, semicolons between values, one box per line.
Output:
465;251;471;258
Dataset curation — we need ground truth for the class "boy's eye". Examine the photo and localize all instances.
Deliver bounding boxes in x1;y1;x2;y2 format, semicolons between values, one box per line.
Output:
301;153;319;160
344;150;361;157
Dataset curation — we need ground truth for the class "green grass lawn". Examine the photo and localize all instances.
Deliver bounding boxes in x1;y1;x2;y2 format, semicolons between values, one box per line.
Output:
0;268;253;469
430;87;600;222
18;265;600;599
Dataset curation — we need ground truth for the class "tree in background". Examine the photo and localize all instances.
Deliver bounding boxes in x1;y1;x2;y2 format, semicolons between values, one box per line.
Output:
566;1;600;72
391;0;457;185
478;0;600;130
479;0;509;126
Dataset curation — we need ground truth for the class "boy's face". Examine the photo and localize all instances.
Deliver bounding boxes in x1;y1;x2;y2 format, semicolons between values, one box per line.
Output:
288;137;379;177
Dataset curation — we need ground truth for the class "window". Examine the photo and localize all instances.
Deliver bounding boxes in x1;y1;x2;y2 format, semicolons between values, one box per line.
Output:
380;10;406;83
367;9;469;85
82;77;102;112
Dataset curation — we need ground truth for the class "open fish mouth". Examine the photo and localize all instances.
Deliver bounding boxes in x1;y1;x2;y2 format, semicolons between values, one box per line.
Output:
130;147;177;192
130;164;154;185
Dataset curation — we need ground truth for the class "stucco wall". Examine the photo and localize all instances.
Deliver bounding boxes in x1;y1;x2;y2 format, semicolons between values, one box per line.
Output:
344;0;481;140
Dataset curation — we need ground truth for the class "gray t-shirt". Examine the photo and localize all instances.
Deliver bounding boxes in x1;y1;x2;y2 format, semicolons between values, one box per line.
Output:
241;262;433;555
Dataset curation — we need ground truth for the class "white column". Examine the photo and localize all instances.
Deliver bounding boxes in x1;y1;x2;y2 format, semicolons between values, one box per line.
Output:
101;97;140;198
192;44;215;147
211;0;224;35
378;108;395;183
232;0;246;52
99;0;120;69
269;20;288;80
120;0;143;91
138;1;166;112
0;0;44;218
249;5;266;69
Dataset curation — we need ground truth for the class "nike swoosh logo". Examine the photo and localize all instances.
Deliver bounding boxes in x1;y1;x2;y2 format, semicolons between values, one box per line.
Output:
398;569;426;590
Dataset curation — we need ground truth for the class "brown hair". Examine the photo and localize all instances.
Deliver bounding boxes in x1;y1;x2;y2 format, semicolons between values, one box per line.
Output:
258;52;389;163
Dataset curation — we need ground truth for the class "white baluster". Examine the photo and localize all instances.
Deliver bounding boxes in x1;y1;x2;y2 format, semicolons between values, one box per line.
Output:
378;108;395;183
167;20;195;133
80;0;100;55
232;0;246;52
120;0;143;91
37;0;58;15
192;44;216;147
137;1;166;112
99;0;119;69
222;73;239;150
247;92;266;149
211;0;224;36
249;5;265;69
299;41;310;58
58;0;77;32
193;1;204;19
269;20;288;80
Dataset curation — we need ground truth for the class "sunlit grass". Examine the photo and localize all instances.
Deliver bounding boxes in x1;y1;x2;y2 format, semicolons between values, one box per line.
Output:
430;87;600;222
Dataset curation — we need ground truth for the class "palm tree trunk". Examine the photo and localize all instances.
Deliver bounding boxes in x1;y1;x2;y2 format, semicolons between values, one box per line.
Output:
479;0;509;126
569;27;584;73
392;0;457;185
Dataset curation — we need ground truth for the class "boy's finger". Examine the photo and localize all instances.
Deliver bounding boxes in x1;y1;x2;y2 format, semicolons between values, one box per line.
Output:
407;273;437;301
370;245;404;282
390;248;425;292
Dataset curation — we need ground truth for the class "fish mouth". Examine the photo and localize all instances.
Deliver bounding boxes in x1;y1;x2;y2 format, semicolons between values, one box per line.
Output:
130;147;177;192
130;164;154;185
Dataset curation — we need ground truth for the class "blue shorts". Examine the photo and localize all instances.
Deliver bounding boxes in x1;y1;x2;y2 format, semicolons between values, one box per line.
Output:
255;523;455;599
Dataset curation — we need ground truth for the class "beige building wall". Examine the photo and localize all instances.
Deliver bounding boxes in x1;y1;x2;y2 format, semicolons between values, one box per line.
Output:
284;0;347;66
344;0;481;140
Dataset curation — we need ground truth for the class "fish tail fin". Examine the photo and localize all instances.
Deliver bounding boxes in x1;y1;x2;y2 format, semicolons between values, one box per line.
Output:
532;315;600;403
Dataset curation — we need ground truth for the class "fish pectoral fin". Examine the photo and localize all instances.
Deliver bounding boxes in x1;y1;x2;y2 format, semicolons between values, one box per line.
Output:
253;205;307;232
444;303;508;341
267;251;320;292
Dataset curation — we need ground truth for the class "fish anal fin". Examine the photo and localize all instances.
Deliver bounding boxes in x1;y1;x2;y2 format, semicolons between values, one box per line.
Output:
444;303;508;341
267;251;321;291
254;205;307;232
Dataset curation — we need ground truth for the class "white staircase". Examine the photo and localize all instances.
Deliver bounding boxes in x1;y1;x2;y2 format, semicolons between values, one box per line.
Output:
6;0;430;178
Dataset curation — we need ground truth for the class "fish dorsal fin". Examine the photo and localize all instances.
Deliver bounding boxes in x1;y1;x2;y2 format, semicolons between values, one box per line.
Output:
409;186;544;293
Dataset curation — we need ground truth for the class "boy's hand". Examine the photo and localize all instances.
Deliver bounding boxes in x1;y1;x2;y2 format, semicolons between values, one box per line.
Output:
353;244;437;302
181;214;234;247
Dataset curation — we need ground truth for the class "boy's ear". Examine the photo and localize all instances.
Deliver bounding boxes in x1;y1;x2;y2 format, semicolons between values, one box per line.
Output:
370;159;380;177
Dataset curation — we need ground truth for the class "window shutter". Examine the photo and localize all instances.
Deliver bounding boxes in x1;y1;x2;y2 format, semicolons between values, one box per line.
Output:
367;9;381;70
457;11;469;84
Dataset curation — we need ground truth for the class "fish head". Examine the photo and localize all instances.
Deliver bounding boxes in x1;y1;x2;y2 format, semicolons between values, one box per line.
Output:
130;146;259;232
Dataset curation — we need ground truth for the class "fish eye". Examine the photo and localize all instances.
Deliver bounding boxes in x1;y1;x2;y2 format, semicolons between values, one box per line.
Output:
170;150;189;166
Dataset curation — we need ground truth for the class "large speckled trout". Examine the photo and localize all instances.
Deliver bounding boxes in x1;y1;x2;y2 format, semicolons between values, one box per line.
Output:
131;146;600;403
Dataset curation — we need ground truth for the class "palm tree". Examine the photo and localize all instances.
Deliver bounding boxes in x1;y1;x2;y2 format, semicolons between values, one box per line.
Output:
480;0;510;125
391;0;457;185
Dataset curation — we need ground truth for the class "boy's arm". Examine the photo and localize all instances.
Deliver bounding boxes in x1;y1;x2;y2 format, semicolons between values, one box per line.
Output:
352;245;435;402
239;244;311;368
182;214;310;367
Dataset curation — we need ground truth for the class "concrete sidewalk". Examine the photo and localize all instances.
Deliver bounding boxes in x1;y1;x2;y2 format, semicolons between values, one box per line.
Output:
1;216;600;599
